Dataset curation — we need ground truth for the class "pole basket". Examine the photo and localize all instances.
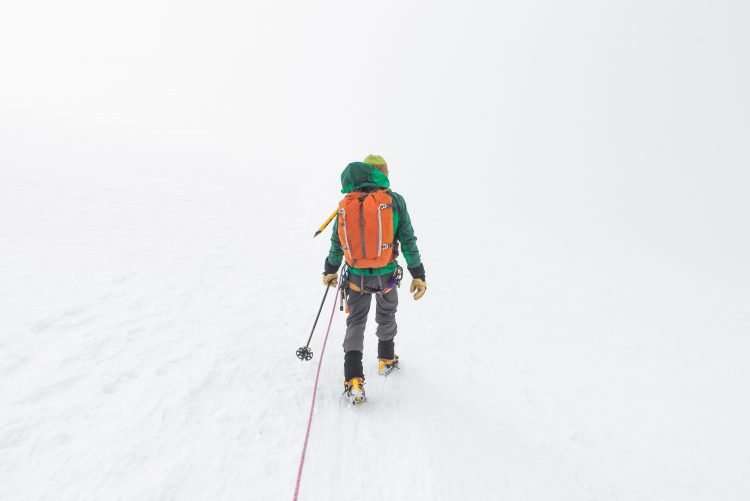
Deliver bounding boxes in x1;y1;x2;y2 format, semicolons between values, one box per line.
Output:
296;346;314;361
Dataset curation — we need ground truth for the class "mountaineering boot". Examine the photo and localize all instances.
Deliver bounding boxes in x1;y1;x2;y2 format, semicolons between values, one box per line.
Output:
343;351;365;405
377;339;399;375
344;377;366;405
378;355;399;376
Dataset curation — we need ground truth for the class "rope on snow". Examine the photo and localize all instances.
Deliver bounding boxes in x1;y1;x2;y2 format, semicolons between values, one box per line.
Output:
292;283;339;500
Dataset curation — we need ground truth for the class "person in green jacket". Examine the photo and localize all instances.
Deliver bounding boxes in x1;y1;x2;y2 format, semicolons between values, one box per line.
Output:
322;155;426;403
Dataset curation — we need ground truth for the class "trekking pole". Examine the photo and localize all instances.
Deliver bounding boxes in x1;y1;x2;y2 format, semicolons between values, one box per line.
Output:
292;278;343;500
295;284;332;361
313;210;338;238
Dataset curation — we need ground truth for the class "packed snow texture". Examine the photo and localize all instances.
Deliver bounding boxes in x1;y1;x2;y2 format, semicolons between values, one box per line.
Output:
1;1;749;500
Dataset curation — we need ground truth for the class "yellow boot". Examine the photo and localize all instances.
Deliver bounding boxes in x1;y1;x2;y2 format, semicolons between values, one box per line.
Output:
378;355;400;376
344;377;366;405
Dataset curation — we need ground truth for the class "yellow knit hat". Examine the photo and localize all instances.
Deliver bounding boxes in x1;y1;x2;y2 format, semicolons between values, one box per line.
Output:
363;154;387;167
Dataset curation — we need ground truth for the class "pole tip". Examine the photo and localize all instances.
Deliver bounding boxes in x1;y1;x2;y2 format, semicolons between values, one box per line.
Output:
313;230;321;238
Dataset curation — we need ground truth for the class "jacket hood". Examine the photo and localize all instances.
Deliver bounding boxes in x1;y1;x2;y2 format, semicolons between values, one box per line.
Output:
340;162;390;193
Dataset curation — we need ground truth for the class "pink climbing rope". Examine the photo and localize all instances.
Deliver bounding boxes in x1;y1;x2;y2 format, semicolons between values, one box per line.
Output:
292;287;339;501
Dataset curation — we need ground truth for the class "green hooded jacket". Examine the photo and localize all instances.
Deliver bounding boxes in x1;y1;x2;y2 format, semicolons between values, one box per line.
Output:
326;162;423;277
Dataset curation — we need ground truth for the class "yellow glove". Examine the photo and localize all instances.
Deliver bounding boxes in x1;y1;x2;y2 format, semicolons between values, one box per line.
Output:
410;278;427;300
322;273;338;287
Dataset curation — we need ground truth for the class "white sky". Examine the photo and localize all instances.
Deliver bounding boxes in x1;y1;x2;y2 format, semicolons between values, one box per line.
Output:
1;1;746;160
1;1;748;264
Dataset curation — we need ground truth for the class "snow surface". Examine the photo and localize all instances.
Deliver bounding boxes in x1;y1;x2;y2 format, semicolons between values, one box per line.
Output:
2;1;750;500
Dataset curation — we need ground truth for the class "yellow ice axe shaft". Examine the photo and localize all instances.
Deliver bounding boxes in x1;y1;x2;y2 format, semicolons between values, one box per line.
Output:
313;210;338;238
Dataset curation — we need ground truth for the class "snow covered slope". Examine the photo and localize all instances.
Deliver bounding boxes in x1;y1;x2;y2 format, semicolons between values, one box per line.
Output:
3;155;749;500
2;1;749;500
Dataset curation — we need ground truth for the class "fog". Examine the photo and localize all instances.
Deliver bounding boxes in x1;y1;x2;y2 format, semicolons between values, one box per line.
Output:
1;2;749;500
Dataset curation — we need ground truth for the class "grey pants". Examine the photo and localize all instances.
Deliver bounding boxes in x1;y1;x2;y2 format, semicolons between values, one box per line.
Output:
343;274;398;353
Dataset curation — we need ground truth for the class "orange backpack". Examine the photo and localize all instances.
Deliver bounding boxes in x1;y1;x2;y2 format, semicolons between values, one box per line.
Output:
337;190;395;268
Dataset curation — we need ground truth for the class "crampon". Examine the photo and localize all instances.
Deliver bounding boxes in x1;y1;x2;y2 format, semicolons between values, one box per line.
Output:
378;355;400;376
343;377;366;405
